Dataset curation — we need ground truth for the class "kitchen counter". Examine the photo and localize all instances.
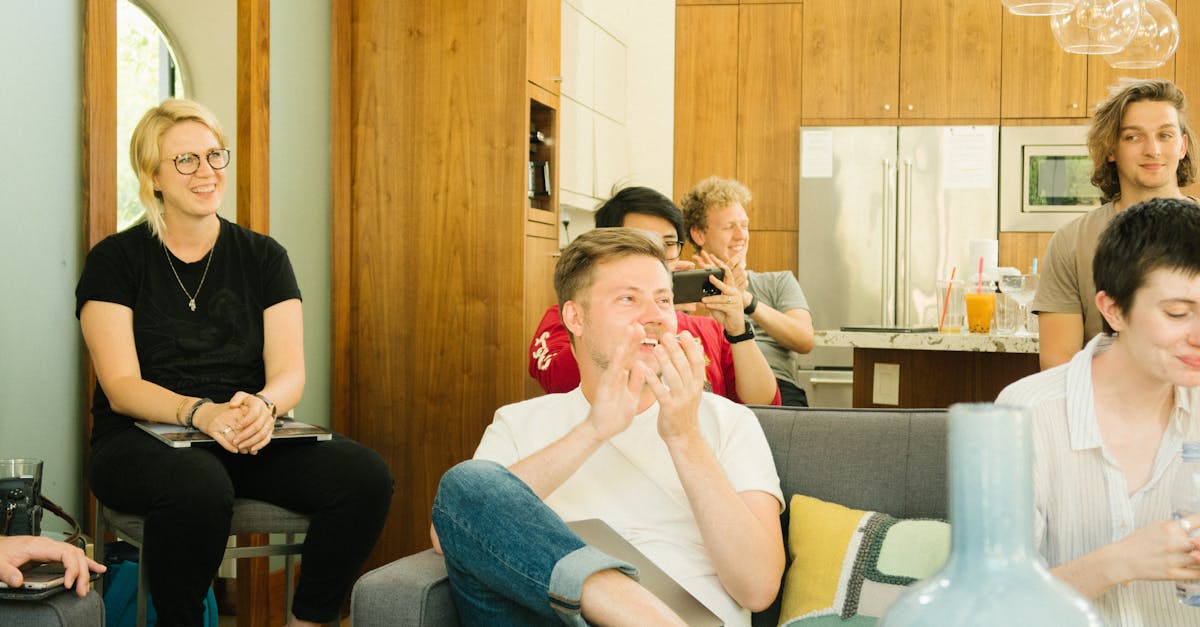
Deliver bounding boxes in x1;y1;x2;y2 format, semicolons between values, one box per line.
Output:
816;330;1038;354
815;329;1040;408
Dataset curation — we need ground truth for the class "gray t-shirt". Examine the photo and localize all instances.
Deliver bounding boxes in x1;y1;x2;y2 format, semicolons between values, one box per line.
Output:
746;270;810;386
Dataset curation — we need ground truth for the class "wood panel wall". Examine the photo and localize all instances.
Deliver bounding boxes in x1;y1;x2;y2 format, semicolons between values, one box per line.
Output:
332;0;529;569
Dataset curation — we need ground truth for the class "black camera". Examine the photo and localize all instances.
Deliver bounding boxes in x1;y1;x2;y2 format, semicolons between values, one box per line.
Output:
0;479;43;536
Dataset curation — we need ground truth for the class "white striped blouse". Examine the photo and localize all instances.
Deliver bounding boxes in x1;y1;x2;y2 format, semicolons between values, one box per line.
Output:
997;334;1200;627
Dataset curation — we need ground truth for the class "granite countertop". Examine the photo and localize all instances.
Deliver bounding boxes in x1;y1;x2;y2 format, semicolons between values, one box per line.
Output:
815;329;1039;354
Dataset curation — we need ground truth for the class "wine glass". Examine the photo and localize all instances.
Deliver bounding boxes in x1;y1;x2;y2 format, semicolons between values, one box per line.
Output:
999;274;1039;337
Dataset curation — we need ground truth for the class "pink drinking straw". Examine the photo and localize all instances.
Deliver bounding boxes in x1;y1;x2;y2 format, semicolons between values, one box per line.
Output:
976;256;984;293
940;266;956;329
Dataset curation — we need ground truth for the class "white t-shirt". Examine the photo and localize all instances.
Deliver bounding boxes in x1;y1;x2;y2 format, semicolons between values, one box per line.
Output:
474;387;784;627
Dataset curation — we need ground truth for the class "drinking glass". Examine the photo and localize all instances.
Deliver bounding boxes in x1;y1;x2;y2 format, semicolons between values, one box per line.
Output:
999;274;1039;337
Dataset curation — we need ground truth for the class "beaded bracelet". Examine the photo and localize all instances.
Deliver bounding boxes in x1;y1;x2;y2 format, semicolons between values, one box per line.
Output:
185;398;214;430
174;396;190;426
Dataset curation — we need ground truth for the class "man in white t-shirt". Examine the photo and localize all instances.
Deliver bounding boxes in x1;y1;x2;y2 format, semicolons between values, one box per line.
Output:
998;198;1200;626
430;228;785;627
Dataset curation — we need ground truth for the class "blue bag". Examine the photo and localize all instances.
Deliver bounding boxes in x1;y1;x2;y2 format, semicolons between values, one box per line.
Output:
103;559;218;627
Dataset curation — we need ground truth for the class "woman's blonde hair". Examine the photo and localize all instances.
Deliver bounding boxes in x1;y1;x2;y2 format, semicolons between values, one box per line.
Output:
129;98;228;240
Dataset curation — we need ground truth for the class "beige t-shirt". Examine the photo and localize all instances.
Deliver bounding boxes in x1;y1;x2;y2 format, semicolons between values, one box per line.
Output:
1031;202;1117;343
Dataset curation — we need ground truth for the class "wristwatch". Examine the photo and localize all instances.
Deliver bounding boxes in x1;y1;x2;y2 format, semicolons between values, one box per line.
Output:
743;293;758;316
724;326;756;344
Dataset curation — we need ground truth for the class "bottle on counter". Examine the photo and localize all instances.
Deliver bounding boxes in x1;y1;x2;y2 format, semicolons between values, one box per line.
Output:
1172;441;1200;606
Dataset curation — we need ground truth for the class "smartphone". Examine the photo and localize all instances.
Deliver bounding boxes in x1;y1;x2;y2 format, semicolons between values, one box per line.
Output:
672;268;725;304
0;563;65;590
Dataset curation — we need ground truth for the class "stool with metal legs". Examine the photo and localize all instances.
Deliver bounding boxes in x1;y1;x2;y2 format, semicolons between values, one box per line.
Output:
94;498;328;627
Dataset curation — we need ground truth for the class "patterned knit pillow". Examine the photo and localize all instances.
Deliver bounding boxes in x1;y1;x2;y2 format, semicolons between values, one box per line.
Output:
778;494;950;626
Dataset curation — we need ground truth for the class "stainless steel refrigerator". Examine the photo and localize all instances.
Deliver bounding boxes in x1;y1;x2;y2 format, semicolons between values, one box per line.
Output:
796;126;1000;374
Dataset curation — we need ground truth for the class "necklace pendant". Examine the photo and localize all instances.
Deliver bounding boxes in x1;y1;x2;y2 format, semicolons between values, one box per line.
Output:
188;299;196;312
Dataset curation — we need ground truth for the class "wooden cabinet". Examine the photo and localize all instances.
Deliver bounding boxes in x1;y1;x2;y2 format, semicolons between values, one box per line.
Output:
331;0;559;570
801;0;1000;120
737;3;802;231
852;348;1039;409
1002;0;1178;119
527;0;561;93
899;0;1001;119
673;3;739;201
999;9;1088;118
801;0;899;120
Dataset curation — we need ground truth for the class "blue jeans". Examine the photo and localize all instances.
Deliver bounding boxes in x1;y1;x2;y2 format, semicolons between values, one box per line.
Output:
431;460;638;626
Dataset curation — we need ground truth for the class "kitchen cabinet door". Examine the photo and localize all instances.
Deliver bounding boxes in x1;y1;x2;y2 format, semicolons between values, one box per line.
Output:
1177;1;1200;199
998;9;1085;119
674;4;739;200
737;3;802;230
527;0;561;94
1084;0;1178;114
801;0;900;119
900;0;1001;119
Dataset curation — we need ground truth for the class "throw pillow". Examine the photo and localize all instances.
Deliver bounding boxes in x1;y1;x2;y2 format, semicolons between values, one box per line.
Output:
778;494;950;626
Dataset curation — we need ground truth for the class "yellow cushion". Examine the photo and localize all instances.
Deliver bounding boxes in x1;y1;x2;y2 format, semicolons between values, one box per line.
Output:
778;494;950;626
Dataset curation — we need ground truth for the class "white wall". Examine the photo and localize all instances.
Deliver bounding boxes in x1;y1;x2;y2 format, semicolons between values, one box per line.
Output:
270;1;332;428
559;0;675;243
0;3;85;526
137;0;239;221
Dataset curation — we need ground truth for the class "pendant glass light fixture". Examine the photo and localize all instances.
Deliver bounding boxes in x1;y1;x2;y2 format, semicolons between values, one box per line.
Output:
1103;0;1179;68
1051;0;1142;54
1001;0;1076;15
1003;0;1080;14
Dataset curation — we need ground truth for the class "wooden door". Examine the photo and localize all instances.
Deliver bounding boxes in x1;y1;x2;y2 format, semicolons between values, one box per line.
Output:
900;0;1001;119
801;0;900;120
674;3;739;201
1000;9;1088;119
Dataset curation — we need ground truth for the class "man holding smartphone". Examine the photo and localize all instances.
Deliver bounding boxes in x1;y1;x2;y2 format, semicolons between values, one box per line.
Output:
680;177;815;406
528;187;779;405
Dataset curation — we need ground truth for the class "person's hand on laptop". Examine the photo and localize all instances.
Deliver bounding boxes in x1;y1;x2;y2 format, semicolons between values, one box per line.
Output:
0;535;106;597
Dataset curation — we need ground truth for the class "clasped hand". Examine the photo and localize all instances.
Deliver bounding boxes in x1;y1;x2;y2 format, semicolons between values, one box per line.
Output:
192;391;275;454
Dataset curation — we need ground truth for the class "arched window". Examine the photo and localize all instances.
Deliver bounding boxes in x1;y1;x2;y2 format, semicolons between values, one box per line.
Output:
117;0;186;231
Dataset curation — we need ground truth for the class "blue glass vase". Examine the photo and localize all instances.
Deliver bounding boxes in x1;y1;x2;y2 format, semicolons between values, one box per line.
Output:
879;403;1102;627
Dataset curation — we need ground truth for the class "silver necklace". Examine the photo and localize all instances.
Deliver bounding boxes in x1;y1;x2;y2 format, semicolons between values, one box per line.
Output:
163;238;215;312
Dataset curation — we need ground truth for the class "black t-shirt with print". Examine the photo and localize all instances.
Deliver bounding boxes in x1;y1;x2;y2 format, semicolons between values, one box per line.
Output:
75;217;301;442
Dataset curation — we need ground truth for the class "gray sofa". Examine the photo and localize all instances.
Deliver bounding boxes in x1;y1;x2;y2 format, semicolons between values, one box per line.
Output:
0;590;105;627
351;405;949;627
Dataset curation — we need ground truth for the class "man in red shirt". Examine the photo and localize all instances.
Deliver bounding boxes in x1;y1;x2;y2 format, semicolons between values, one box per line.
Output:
529;187;780;405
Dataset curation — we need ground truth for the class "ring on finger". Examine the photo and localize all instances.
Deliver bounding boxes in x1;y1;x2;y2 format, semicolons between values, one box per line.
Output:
1182;518;1194;534
726;296;733;304
220;426;233;435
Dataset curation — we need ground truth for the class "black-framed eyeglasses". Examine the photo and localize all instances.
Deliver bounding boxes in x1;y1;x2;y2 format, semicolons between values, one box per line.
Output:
663;240;685;260
166;148;231;175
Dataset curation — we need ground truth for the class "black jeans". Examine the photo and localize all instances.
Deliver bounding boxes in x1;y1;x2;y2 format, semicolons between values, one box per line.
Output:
89;426;393;626
777;378;810;407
